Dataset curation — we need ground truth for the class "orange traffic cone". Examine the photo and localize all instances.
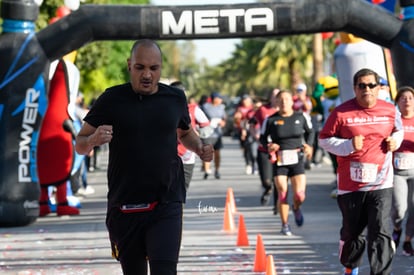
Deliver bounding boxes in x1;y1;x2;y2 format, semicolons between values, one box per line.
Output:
223;202;236;233
253;234;266;272
226;187;237;214
265;255;277;275
236;214;249;246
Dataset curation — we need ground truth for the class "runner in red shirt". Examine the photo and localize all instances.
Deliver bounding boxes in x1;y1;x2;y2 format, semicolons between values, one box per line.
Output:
253;89;280;209
234;95;255;174
390;86;414;256
319;68;403;275
171;81;212;190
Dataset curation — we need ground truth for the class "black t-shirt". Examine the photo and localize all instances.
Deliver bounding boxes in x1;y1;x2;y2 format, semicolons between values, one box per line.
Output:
84;82;190;208
260;111;314;150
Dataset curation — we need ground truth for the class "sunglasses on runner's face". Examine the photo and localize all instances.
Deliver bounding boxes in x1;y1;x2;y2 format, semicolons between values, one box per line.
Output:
357;83;378;89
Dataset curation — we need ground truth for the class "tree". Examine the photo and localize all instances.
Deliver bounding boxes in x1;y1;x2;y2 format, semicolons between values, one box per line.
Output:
200;34;333;99
194;36;314;99
35;1;338;103
36;0;149;103
258;35;314;91
191;39;268;98
159;40;199;94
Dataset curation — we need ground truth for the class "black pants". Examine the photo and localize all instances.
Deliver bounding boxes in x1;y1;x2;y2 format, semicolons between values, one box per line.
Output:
106;202;183;275
337;189;394;275
257;150;273;190
257;150;278;203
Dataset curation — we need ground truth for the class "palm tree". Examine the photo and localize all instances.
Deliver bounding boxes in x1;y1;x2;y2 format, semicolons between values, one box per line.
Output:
313;33;324;86
258;35;314;90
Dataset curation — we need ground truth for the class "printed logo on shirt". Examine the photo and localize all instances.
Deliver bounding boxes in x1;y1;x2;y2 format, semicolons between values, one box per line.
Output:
275;120;284;125
346;116;390;125
404;125;414;133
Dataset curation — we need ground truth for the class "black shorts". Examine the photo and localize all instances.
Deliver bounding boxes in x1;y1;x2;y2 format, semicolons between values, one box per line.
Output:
106;202;183;274
202;136;223;150
272;153;305;177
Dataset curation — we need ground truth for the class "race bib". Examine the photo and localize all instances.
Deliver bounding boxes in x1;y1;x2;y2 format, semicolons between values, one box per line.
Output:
181;150;193;162
350;162;378;183
199;125;214;139
277;149;299;166
394;152;414;170
210;118;222;128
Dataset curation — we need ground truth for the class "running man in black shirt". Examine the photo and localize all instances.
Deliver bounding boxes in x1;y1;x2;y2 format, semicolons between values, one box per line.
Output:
260;90;314;236
75;39;214;275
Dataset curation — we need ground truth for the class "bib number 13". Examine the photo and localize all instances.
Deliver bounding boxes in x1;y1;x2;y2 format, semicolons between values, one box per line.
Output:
350;162;378;183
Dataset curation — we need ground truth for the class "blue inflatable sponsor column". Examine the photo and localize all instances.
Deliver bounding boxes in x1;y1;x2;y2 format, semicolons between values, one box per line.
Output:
0;0;49;226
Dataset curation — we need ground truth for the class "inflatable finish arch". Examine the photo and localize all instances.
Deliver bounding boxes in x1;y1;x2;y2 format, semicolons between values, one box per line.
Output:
1;0;414;226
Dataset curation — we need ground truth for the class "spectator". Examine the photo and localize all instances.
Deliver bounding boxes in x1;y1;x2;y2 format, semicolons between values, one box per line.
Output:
85;98;100;172
72;92;95;196
378;76;393;103
293;83;312;114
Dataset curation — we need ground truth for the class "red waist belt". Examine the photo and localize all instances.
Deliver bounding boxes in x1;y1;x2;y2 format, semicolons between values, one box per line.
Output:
120;201;159;213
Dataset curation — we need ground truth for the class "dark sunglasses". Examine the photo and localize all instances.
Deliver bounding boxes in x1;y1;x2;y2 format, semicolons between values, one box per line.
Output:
357;83;378;89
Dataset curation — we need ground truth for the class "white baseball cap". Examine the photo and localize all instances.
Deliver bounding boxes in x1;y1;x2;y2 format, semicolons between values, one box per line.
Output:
296;83;307;92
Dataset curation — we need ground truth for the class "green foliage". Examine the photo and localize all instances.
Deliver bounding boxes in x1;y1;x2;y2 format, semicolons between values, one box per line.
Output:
37;0;62;30
36;0;148;100
194;38;283;98
193;35;335;100
81;69;109;104
158;40;199;94
32;0;337;104
104;41;132;85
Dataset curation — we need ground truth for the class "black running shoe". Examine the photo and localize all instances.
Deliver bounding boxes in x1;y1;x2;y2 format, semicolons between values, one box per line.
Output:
402;241;414;256
214;171;221;179
260;187;272;206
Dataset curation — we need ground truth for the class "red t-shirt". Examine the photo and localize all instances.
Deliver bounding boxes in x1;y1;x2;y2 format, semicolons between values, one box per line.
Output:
392;116;414;170
254;104;277;152
319;98;402;192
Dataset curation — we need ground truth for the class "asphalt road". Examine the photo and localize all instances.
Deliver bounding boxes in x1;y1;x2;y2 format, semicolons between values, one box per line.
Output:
0;137;413;275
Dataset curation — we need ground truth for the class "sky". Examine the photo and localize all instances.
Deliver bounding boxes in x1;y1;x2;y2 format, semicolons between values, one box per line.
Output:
150;0;257;65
